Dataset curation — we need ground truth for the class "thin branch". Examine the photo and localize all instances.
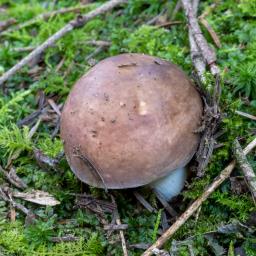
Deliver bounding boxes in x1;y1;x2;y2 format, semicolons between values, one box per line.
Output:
154;191;177;217
133;191;157;213
171;0;182;20
11;46;36;53
189;0;206;81
199;18;221;48
181;0;219;75
0;187;31;216
233;139;256;203
0;0;127;86
0;165;27;189
142;137;256;256
111;195;129;256
85;46;105;62
184;0;221;176
146;8;166;25
104;224;128;231
235;110;256;121
85;40;111;47
154;21;182;28
198;3;217;20
0;18;17;32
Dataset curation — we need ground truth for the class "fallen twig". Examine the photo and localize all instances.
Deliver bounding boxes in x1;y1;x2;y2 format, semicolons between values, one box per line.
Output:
104;223;128;231
235;110;256;121
199;18;221;48
85;46;106;62
0;18;17;32
85;40;111;47
0;186;31;216
188;0;206;82
48;99;62;116
233;139;256;203
146;8;166;25
33;148;60;171
0;165;27;189
198;3;217;20
0;0;127;86
154;191;177;217
154;21;182;28
129;243;150;250
161;211;169;231
181;0;219;75
133;191;156;213
171;0;182;20
75;193;116;214
51;116;61;138
11;46;36;53
111;195;129;256
142;137;256;255
183;0;221;176
17;108;46;127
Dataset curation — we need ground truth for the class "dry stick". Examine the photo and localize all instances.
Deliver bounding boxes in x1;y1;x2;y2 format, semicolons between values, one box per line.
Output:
235;110;256;121
146;8;166;25
85;46;105;62
154;191;177;217
233;139;256;203
189;0;206;81
186;0;221;176
111;196;129;256
0;187;31;216
171;0;182;20
181;0;219;75
12;46;36;53
0;165;27;189
116;214;129;256
198;3;217;20
104;224;128;231
142;137;256;256
0;18;17;32
155;21;182;28
85;40;111;47
0;0;127;86
133;191;156;213
199;18;221;48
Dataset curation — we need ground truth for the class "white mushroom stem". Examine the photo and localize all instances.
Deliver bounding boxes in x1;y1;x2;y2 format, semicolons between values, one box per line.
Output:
150;167;187;201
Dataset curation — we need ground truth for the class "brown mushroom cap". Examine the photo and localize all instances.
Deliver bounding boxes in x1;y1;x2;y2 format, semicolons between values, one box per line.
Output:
60;53;202;189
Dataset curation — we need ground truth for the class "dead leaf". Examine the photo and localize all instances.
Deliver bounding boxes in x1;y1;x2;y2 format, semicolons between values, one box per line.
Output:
13;190;60;206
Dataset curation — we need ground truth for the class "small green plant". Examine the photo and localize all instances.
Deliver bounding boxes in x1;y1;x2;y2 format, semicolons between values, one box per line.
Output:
37;137;63;158
0;124;32;160
152;209;162;242
24;217;56;247
0;90;31;125
239;0;256;17
231;62;256;99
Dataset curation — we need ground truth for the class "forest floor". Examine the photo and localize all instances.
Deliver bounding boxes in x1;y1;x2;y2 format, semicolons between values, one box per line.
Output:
0;0;255;255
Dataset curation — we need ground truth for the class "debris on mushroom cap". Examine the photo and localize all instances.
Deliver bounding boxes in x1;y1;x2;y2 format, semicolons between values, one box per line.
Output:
60;53;203;189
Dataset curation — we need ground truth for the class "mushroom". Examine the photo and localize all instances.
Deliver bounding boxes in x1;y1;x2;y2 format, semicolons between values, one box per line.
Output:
60;53;202;201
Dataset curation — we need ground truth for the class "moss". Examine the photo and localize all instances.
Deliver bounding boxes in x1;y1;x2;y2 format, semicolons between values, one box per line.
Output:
0;0;255;255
